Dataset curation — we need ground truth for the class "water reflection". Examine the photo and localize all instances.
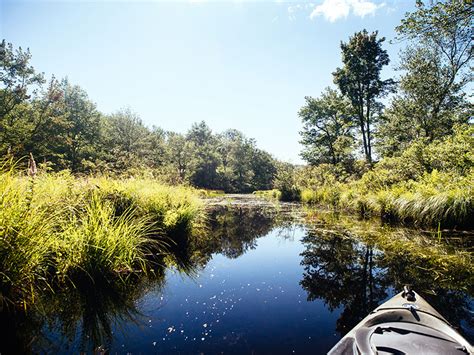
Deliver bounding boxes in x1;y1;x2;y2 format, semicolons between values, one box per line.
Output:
300;214;473;340
300;232;386;335
0;200;472;353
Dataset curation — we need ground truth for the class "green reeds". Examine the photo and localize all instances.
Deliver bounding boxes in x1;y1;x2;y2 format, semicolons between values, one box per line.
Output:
55;193;155;280
0;163;203;309
0;163;53;308
300;170;473;228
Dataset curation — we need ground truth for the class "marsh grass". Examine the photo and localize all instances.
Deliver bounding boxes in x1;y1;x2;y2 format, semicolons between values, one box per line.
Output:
91;177;203;235
0;163;203;309
294;169;473;228
56;194;156;281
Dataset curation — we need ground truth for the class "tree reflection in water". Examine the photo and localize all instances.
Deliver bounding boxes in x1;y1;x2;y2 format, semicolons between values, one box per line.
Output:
0;204;292;353
299;215;473;340
1;203;472;352
300;229;387;335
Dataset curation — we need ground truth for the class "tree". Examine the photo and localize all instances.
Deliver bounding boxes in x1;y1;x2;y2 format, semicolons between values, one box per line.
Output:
148;126;167;168
397;0;472;75
0;40;46;156
250;149;276;191
166;132;194;183
0;40;44;120
105;108;151;170
299;88;355;166
333;30;395;163
58;79;102;172
378;0;473;156
377;46;472;156
186;121;220;189
217;129;276;192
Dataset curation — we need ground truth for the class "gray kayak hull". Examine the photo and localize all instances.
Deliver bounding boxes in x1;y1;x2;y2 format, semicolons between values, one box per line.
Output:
328;289;473;354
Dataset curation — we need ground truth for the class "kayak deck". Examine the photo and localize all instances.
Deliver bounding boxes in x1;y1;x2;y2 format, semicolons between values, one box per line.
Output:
328;288;473;354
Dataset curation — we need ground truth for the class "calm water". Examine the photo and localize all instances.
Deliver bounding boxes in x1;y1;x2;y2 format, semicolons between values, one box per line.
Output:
1;195;473;354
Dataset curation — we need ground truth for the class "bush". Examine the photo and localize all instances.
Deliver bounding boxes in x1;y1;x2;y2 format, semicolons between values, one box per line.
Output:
273;163;301;201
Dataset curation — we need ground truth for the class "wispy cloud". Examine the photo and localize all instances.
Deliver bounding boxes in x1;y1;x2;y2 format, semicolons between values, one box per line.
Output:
309;0;384;22
287;3;315;21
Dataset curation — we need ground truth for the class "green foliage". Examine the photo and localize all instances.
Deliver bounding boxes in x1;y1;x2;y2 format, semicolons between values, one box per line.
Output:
0;41;277;193
299;88;355;166
333;29;395;163
298;123;474;227
102;108;154;171
273;163;301;201
378;0;473;156
0;40;45;120
0;163;203;309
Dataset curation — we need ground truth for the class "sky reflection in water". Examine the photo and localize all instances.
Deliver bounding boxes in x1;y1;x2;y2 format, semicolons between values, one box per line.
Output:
125;226;340;354
6;200;473;354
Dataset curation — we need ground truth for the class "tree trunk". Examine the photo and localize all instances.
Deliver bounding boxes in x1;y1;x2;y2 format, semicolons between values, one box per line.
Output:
358;104;369;162
365;99;372;164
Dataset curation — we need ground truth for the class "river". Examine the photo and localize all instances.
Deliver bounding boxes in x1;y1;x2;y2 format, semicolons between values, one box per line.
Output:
1;195;472;354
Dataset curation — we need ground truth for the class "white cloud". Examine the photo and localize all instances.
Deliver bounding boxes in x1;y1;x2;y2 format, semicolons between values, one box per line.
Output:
310;0;350;22
352;0;384;17
310;0;384;22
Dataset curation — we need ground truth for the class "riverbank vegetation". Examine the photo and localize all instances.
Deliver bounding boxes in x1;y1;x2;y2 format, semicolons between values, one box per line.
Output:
295;124;473;228
0;0;472;313
258;1;473;228
0;161;204;309
0;42;276;193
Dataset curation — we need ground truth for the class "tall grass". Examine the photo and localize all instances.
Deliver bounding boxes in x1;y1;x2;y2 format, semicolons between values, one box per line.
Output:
0;165;54;308
0;163;204;309
297;169;473;228
55;194;155;280
92;177;204;235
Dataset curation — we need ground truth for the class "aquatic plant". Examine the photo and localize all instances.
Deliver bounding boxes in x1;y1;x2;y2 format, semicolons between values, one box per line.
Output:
306;211;474;293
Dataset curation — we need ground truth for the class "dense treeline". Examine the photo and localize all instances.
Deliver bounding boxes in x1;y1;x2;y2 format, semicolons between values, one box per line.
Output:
0;48;276;192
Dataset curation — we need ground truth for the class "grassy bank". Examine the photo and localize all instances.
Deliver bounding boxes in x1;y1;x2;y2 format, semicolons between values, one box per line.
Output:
255;170;473;228
255;125;474;229
0;164;203;309
299;170;473;228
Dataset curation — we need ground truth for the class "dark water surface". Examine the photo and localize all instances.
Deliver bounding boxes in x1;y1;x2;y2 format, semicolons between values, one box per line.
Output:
1;195;473;354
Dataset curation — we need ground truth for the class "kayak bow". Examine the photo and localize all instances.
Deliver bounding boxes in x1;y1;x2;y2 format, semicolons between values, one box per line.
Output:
328;286;473;354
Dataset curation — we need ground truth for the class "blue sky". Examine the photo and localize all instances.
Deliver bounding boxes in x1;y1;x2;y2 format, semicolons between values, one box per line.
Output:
1;0;414;163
